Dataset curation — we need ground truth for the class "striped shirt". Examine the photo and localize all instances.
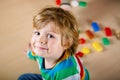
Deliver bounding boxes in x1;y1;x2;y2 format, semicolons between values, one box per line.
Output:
27;50;90;80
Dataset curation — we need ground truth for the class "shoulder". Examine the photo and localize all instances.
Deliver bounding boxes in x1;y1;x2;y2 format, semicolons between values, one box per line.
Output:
54;55;81;79
56;55;77;69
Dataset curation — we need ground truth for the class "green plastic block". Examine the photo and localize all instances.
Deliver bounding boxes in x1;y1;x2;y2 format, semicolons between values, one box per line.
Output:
102;37;110;45
79;1;87;7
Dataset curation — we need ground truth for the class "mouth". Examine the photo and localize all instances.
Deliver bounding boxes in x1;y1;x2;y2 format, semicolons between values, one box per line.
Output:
36;46;48;50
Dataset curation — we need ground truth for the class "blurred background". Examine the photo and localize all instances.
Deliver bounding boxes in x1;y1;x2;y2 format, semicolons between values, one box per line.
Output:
0;0;120;80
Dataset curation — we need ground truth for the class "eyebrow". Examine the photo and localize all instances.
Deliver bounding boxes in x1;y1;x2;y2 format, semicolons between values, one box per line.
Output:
47;27;61;34
47;31;60;35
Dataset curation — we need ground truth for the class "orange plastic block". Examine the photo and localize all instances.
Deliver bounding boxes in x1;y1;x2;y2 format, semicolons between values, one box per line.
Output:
86;30;94;39
92;42;103;52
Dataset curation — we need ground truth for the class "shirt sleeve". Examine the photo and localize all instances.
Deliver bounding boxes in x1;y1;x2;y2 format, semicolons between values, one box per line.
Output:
27;50;36;60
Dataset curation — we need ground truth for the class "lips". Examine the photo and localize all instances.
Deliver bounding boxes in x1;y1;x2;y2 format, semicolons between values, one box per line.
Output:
36;46;48;50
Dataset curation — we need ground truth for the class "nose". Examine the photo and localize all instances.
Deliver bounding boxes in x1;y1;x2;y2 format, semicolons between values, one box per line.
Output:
39;36;47;44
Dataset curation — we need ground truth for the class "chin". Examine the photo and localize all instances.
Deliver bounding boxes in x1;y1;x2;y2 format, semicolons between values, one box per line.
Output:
35;51;45;57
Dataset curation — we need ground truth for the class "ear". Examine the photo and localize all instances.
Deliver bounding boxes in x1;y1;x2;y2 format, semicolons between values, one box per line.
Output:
63;39;72;50
63;42;69;49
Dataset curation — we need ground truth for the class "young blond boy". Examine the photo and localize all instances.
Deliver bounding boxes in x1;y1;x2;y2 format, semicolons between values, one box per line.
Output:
18;7;90;80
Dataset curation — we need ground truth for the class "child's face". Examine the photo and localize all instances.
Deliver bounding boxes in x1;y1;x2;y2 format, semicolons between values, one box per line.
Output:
31;22;66;61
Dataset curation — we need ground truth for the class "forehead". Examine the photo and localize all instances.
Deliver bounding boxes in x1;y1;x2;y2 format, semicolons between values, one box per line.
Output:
36;22;61;33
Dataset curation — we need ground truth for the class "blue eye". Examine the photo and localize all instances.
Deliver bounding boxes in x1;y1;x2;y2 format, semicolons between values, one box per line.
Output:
34;31;40;35
48;34;54;38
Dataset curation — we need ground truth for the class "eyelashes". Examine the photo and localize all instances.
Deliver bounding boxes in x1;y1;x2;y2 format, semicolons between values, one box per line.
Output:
34;31;55;38
34;31;40;35
47;34;55;38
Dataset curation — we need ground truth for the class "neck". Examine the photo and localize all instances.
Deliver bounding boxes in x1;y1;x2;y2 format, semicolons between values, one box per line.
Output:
44;58;57;69
44;51;69;69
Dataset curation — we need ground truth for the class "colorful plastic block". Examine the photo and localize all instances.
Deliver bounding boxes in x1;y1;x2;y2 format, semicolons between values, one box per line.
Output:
56;0;61;5
79;1;87;7
70;0;79;7
102;37;110;45
116;32;120;40
104;27;112;36
79;38;86;44
91;22;100;32
92;42;103;52
86;30;94;39
60;3;71;11
76;51;84;57
81;47;90;55
113;30;120;40
60;0;70;7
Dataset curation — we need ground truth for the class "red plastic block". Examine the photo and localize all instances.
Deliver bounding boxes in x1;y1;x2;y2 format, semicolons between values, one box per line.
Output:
56;0;61;5
104;27;112;36
76;51;84;57
86;30;94;39
79;38;86;44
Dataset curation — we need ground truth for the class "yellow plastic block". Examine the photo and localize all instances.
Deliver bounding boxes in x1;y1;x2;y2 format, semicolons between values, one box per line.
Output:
81;47;90;55
92;42;103;52
32;52;36;56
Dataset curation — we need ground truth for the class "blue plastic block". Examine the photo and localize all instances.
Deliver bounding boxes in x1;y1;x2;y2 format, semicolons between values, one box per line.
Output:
91;22;100;32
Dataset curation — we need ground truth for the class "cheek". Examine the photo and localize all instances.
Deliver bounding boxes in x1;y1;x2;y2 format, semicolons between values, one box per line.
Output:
31;37;35;44
48;40;56;50
48;40;63;51
49;40;55;45
31;36;37;48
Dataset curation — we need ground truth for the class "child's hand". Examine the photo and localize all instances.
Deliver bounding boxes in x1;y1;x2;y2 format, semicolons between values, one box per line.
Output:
24;43;31;55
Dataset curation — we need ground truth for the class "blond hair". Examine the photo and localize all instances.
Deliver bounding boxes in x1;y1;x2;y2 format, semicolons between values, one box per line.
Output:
33;7;79;56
